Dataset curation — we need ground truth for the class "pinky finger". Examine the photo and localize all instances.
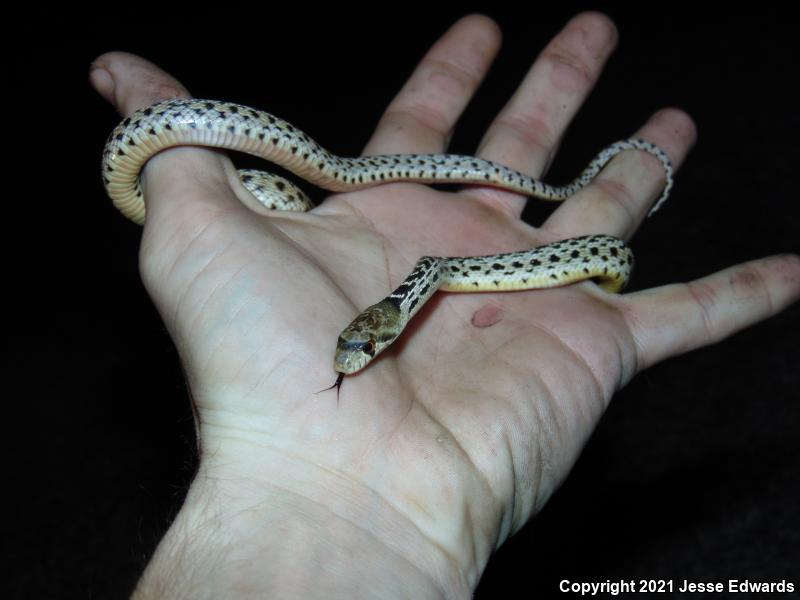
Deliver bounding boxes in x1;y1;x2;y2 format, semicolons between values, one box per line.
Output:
623;254;800;371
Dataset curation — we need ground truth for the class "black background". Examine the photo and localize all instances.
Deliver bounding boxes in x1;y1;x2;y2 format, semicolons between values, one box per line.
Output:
7;4;799;598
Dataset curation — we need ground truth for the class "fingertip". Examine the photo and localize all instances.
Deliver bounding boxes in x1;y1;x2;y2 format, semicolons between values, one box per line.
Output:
634;107;697;174
779;252;800;271
565;11;619;53
771;253;800;299
89;63;115;106
443;13;503;72
90;51;190;117
652;107;698;150
455;14;503;49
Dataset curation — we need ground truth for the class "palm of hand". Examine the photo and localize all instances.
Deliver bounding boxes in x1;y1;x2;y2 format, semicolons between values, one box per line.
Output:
139;153;634;556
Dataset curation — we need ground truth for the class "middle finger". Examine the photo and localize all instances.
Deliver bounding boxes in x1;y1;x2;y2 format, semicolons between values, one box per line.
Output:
474;12;618;218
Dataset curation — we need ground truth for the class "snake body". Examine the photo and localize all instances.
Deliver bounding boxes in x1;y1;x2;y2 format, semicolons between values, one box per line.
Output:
102;98;672;375
333;234;632;373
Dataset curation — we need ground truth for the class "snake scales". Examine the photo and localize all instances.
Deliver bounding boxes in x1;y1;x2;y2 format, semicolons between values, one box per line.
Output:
102;98;673;376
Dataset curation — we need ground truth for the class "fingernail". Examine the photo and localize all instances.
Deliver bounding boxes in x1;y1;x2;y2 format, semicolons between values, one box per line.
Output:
89;64;116;107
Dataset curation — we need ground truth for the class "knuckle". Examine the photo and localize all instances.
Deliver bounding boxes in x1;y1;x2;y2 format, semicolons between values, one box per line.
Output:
492;112;556;157
380;103;451;140
539;13;618;92
418;57;475;100
541;45;595;89
590;177;637;229
686;280;719;339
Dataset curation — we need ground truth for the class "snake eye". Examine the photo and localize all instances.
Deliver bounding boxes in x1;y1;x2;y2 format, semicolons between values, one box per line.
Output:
362;340;376;357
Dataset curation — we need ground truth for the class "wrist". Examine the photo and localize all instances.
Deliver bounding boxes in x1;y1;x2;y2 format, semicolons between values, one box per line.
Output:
133;436;473;599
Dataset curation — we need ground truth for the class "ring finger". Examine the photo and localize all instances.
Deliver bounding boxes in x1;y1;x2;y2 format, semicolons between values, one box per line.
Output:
543;109;695;241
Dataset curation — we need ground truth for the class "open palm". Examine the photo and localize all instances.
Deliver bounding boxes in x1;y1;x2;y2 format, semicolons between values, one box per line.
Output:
93;14;798;597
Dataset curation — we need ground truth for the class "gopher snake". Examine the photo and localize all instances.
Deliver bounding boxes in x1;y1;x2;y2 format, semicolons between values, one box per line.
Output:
102;98;672;376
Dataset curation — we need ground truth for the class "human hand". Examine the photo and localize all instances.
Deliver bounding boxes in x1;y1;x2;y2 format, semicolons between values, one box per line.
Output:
90;13;800;598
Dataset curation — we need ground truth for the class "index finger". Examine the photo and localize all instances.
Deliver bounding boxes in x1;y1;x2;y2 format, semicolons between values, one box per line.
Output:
363;15;501;155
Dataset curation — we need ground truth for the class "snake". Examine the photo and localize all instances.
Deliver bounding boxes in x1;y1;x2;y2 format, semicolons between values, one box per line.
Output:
102;98;673;378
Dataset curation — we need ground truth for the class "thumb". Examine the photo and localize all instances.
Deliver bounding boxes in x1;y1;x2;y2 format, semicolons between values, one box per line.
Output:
92;52;240;230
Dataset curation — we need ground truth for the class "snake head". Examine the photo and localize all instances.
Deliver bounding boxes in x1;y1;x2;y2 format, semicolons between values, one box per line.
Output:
333;300;402;374
334;335;377;374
